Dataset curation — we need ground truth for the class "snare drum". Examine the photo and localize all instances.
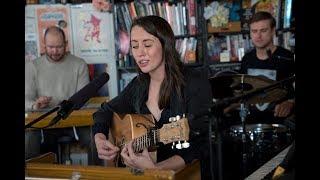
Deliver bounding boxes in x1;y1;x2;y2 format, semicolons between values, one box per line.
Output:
229;123;291;154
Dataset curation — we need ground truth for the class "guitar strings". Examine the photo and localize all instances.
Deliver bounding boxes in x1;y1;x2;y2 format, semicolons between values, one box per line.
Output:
118;129;159;153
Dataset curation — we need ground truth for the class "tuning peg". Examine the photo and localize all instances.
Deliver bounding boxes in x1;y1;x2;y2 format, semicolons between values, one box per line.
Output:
176;115;181;120
170;117;176;122
176;141;182;149
172;142;175;149
182;140;190;148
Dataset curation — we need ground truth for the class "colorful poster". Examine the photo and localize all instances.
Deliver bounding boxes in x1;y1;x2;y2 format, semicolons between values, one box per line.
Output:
36;4;73;55
70;4;118;98
70;3;115;64
25;33;39;62
25;5;40;62
253;0;281;28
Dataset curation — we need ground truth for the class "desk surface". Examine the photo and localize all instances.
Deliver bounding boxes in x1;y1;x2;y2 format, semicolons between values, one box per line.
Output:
25;97;108;129
26;160;201;180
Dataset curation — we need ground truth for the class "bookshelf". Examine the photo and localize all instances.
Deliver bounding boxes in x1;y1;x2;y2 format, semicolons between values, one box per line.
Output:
112;0;207;93
26;0;295;95
112;0;295;94
204;0;295;77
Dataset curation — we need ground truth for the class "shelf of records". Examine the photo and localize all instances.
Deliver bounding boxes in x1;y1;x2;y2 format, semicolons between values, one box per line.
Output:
114;0;199;37
117;36;199;72
26;0;91;5
206;31;295;64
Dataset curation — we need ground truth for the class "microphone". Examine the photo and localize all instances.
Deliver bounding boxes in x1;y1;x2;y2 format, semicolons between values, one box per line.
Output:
274;55;294;61
48;72;109;126
266;48;293;61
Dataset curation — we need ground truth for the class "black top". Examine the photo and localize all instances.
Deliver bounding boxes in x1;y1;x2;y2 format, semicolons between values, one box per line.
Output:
240;46;294;81
239;46;295;123
92;67;213;164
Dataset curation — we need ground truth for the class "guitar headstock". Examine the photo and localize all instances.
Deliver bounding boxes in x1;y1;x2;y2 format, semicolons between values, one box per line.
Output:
159;115;190;149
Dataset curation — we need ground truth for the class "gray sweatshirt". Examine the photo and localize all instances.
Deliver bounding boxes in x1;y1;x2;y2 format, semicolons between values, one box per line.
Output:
25;53;90;111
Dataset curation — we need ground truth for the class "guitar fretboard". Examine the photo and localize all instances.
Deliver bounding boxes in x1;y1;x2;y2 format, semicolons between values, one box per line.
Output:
132;129;159;152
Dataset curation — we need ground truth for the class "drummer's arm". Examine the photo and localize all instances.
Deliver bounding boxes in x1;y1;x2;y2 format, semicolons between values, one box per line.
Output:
274;76;295;117
274;99;295;117
223;103;240;114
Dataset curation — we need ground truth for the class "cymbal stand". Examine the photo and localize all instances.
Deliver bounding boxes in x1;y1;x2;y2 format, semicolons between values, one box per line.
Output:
239;100;250;178
239;73;250;178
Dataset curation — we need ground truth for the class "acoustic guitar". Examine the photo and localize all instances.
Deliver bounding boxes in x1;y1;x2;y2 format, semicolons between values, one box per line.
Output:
108;113;190;167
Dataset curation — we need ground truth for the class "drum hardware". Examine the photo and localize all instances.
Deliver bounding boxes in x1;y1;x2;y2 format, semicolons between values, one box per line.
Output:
229;123;292;168
239;100;250;177
208;74;295;178
208;74;290;105
207;104;225;180
238;74;251;177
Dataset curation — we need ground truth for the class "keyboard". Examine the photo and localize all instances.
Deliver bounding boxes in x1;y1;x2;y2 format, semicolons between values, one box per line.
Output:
245;144;292;180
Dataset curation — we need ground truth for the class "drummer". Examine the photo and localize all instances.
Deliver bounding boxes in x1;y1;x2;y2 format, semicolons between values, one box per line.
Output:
237;11;295;123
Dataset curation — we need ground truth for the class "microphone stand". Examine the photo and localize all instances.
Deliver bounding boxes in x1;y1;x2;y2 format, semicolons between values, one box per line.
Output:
207;108;215;180
25;99;77;129
209;104;224;180
25;106;60;129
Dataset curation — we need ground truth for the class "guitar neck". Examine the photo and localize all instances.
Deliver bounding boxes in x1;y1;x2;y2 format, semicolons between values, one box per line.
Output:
132;129;159;153
112;113;190;153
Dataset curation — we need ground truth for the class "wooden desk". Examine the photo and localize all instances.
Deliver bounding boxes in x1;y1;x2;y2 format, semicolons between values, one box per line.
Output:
25;97;108;129
25;109;96;129
26;160;201;180
25;97;108;165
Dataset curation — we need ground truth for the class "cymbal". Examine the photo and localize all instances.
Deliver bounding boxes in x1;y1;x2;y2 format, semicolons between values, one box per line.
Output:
209;74;287;104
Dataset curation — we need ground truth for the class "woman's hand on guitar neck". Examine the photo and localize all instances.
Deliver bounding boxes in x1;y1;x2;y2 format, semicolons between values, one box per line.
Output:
121;141;156;169
94;133;120;160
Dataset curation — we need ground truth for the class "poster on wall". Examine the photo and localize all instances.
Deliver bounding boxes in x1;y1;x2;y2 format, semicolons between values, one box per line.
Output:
253;0;281;29
25;3;118;98
25;33;39;62
70;3;115;64
70;3;117;98
25;5;40;62
36;4;73;55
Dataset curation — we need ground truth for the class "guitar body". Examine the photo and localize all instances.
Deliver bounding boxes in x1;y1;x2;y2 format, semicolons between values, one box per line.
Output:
108;113;156;167
107;113;190;167
111;113;155;148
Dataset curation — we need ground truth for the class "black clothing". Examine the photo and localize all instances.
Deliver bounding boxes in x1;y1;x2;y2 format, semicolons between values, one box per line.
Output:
92;67;213;164
240;46;294;81
219;47;295;179
239;46;295;124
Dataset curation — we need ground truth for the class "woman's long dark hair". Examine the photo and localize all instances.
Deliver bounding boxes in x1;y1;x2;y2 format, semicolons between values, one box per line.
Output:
130;15;185;109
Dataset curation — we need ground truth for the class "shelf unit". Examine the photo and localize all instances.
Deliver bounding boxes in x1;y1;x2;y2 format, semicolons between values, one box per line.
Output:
111;0;295;94
204;0;295;77
112;0;208;94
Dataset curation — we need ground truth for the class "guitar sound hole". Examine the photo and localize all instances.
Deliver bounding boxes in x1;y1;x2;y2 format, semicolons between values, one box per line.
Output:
136;123;148;129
